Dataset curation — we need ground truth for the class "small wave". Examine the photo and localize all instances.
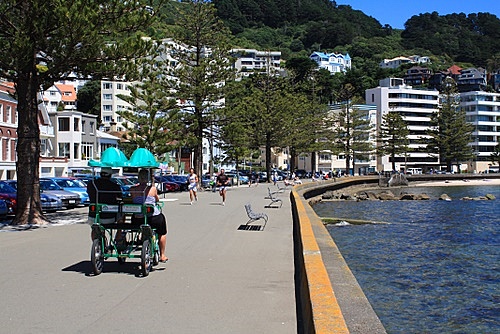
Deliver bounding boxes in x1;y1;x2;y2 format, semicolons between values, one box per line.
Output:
335;220;351;226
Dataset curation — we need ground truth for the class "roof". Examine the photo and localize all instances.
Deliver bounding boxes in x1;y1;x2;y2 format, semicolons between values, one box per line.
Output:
55;84;76;102
448;65;462;75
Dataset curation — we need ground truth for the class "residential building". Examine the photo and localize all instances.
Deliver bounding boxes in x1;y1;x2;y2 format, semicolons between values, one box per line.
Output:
461;91;500;172
366;78;440;173
404;66;433;86
309;51;351;74
379;55;430;69
100;80;132;132
41;83;78;112
0;90;18;179
457;68;487;92
231;48;282;79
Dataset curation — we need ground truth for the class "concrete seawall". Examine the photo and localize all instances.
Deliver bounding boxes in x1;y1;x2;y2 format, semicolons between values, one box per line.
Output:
292;177;385;334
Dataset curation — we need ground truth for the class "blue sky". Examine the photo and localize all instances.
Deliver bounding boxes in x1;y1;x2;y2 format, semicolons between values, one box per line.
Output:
336;0;500;29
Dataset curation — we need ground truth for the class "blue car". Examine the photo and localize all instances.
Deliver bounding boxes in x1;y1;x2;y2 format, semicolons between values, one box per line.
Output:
0;199;8;218
43;177;90;205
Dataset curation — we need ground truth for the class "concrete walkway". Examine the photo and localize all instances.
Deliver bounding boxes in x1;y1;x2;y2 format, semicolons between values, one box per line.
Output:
0;184;296;333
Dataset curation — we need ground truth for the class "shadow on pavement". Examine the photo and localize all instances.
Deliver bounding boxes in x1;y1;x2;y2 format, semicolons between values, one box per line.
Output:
62;260;166;278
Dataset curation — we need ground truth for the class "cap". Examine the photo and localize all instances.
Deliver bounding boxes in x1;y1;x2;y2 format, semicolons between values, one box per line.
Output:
100;167;113;177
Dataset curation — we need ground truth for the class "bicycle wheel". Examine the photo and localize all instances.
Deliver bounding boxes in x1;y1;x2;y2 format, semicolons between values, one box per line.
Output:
91;239;104;275
141;239;152;277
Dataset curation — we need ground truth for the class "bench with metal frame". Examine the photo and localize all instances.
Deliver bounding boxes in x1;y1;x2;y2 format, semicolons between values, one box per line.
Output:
265;187;283;208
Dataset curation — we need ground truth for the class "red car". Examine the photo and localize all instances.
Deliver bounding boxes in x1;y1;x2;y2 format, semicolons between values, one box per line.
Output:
0;181;17;214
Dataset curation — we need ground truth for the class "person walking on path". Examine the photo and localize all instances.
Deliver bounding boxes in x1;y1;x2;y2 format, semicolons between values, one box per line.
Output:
216;169;229;206
130;169;168;262
188;168;198;205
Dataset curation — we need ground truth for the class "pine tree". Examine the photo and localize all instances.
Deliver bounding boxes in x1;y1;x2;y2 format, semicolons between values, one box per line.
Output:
427;77;473;172
170;0;235;176
378;112;410;171
0;0;160;225
116;50;180;159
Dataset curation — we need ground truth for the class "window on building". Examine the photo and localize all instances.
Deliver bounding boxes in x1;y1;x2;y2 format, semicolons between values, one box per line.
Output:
6;105;12;123
58;117;70;131
103;116;112;122
82;143;93;160
74;143;80;160
89;121;95;134
103;94;112;100
74;118;80;131
82;120;86;133
0;103;3;121
102;82;112;89
50;91;56;96
58;143;70;158
117;83;123;90
103;105;112;111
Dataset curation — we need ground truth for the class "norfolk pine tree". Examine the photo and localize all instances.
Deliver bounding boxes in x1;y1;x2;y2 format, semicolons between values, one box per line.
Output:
170;0;235;176
117;50;180;159
0;0;161;225
378;112;410;171
427;77;473;172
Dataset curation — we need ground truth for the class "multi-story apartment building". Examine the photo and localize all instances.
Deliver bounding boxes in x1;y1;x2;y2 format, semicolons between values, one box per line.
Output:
231;48;282;80
461;91;500;172
100;80;132;132
366;78;440;173
310;51;351;74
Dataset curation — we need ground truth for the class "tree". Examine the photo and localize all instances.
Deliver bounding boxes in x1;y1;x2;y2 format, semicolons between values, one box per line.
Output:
427;77;474;172
170;0;235;176
117;51;180;158
378;112;410;171
332;84;372;175
0;0;160;225
77;80;102;121
491;143;500;167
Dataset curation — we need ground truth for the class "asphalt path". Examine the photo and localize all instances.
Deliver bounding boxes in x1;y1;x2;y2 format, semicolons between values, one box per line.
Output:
0;184;296;333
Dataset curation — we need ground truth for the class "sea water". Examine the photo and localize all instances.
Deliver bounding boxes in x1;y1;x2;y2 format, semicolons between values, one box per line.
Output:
313;185;500;334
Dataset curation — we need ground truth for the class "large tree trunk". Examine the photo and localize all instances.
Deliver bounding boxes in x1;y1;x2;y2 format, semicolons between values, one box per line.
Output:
289;146;296;172
13;69;46;225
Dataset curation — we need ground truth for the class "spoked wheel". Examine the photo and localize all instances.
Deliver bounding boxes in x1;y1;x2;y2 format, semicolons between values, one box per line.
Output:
91;239;104;275
141;239;152;277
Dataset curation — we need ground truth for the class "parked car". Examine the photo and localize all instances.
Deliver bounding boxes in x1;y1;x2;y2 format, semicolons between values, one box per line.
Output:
0;199;8;218
167;174;189;191
47;177;90;205
294;169;308;178
111;175;139;198
39;179;80;209
154;176;181;193
0;181;18;214
4;180;63;212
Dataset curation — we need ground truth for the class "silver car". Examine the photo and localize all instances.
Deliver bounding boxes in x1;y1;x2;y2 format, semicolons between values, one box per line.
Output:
39;179;80;209
5;180;63;212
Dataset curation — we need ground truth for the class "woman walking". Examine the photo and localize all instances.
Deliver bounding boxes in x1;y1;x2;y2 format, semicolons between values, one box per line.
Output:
188;168;198;205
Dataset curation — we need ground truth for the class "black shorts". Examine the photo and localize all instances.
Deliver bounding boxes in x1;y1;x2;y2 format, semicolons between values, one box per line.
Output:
131;213;167;235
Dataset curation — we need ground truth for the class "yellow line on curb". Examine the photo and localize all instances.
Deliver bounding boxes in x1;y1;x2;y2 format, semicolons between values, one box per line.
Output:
293;191;349;333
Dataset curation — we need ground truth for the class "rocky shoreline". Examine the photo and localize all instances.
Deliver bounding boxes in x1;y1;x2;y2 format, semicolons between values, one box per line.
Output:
310;183;496;204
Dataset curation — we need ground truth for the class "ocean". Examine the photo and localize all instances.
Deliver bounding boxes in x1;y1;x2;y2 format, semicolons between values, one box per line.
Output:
313;185;500;334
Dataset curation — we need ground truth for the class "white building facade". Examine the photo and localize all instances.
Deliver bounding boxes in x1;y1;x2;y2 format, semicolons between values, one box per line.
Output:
310;52;351;74
366;78;440;173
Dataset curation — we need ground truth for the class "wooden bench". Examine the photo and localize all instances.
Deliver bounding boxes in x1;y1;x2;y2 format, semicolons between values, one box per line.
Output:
265;187;283;208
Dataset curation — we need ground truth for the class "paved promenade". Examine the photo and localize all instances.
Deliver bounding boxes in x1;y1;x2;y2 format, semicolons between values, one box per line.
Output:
0;184;296;333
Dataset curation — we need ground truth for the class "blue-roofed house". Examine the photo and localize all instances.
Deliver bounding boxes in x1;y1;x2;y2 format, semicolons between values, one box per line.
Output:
309;52;352;74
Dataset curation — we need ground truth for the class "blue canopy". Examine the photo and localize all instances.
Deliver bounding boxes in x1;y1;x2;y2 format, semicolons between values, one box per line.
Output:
128;148;159;168
88;147;159;168
88;147;128;167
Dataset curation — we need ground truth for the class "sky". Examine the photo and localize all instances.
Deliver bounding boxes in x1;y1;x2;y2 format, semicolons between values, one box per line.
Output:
336;0;500;29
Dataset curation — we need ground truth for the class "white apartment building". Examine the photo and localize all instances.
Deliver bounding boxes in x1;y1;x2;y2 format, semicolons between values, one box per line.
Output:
461;91;500;172
100;80;132;132
231;48;282;79
379;55;431;69
366;78;440;172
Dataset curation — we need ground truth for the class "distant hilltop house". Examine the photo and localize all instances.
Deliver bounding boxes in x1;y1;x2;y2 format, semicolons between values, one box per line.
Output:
309;51;351;74
379;55;431;69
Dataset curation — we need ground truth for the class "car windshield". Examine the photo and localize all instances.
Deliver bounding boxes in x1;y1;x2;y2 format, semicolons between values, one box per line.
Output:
55;179;85;188
0;181;16;193
40;180;63;191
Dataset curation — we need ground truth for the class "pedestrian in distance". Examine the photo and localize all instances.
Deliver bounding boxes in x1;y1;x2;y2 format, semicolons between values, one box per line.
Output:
188;168;198;205
216;169;229;206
